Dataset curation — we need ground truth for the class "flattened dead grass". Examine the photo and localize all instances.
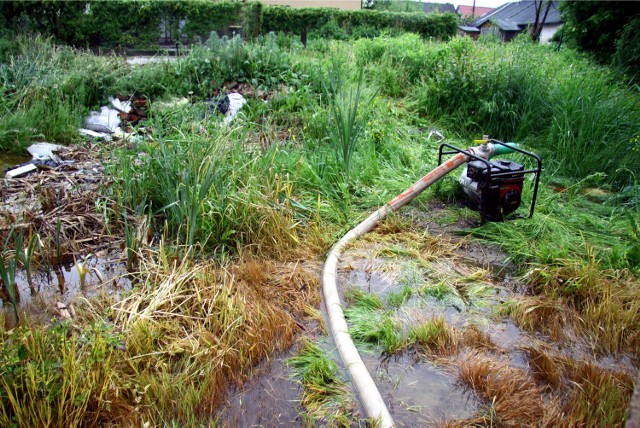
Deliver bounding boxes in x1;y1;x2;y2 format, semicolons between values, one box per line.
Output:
461;324;498;353
526;249;640;355
523;345;562;389
562;360;634;426
523;344;634;426
499;295;570;341
457;351;550;426
112;253;301;421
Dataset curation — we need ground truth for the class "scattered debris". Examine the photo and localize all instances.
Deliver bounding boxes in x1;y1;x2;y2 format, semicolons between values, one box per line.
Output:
80;95;149;144
154;97;189;112
427;128;444;142
56;301;71;319
84;105;121;134
4;142;67;178
79;128;113;141
5;163;36;178
27;142;65;160
205;92;247;125
1;142;135;316
115;95;148;128
110;96;132;114
224;93;246;124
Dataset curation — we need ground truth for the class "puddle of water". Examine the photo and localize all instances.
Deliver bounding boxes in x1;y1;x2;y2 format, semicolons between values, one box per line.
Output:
1;152;32;176
0;256;131;313
362;353;480;426
337;227;640;423
341;256;402;296
217;356;302;426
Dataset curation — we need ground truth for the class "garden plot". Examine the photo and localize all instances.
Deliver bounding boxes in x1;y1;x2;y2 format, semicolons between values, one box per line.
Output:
337;220;636;426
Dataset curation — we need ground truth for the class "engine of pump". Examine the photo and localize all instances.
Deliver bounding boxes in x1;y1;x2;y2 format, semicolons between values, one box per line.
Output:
459;159;525;221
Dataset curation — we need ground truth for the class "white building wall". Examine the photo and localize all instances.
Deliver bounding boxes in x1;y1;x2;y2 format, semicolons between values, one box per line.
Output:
540;23;561;44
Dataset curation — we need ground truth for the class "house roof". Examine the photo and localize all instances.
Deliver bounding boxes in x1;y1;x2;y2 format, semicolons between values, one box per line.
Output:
457;5;494;18
422;2;457;14
472;1;562;28
493;18;521;31
459;25;481;32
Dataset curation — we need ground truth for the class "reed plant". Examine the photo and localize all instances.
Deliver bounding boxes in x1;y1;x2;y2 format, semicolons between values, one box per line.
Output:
322;59;367;186
0;249;18;321
15;233;40;292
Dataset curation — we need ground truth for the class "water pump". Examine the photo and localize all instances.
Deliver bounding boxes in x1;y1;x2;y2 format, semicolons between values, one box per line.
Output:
438;138;541;222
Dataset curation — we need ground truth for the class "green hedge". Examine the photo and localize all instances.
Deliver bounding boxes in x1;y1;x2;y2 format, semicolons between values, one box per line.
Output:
261;6;458;39
0;1;456;48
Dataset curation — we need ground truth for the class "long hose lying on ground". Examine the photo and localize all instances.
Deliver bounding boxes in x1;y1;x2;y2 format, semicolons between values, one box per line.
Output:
322;143;511;427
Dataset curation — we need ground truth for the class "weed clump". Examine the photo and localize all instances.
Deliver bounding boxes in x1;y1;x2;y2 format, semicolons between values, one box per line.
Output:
344;288;407;355
409;316;458;356
562;361;634;426
288;338;354;426
525;252;640;355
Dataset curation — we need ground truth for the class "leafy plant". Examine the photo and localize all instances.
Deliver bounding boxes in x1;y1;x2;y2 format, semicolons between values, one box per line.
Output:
323;62;368;186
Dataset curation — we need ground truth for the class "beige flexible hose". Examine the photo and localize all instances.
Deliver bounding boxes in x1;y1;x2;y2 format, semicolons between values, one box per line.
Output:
323;145;493;427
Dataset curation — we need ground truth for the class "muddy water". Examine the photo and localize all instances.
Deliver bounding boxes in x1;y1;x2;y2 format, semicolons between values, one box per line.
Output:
361;352;479;426
217;356;302;426
0;256;131;314
1;152;32;176
338;224;639;423
219;201;637;425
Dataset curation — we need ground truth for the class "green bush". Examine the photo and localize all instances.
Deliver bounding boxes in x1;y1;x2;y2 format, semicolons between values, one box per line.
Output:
262;6;458;40
613;16;640;82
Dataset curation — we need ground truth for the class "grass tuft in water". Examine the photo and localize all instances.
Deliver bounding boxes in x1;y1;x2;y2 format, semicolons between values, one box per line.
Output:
409;316;458;356
288;338;354;427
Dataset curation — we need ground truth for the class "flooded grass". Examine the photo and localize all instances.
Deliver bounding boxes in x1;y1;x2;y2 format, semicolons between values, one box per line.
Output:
0;33;638;426
288;338;356;426
337;220;638;426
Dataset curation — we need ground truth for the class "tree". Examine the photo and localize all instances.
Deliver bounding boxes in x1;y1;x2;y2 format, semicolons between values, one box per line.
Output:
530;0;553;42
613;16;640;81
559;1;640;64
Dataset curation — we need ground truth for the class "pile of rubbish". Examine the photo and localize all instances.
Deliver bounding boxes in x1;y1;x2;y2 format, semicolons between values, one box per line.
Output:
80;95;149;141
4;90;247;180
207;92;247;124
5;143;70;179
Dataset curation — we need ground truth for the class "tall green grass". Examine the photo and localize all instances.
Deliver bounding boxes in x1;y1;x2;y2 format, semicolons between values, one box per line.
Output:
0;35;126;151
355;34;640;187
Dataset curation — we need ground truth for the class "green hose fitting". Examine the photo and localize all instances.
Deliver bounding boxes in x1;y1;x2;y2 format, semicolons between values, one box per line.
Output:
491;142;519;157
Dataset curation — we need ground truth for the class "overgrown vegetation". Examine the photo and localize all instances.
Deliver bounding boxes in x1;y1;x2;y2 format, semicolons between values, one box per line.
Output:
560;1;640;80
0;22;639;426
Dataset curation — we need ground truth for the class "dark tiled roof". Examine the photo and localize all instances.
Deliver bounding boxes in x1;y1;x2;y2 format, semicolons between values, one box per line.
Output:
423;2;457;14
472;1;561;28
